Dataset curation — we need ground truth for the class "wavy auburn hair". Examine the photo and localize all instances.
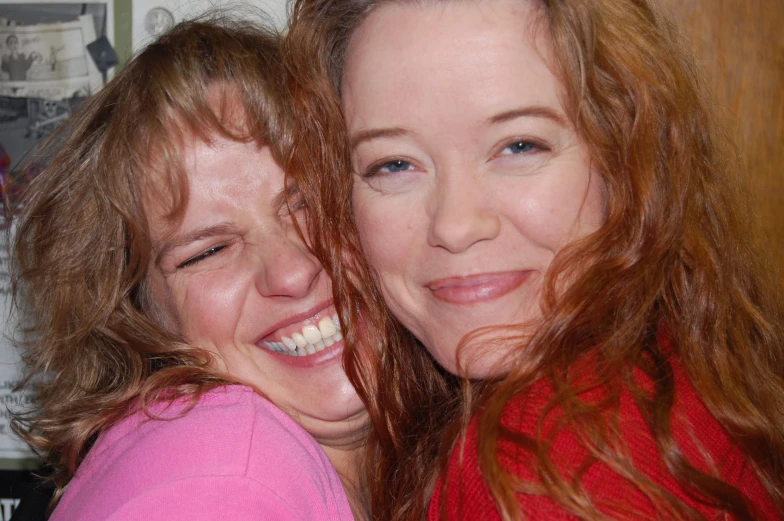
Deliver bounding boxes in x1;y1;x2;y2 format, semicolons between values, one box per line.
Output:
10;17;286;498
283;0;784;519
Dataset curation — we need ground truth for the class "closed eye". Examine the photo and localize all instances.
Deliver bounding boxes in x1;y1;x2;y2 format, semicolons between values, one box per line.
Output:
177;245;226;269
279;183;307;216
282;194;307;216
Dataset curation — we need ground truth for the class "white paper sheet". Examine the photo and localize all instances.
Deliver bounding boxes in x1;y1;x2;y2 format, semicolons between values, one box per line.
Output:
0;15;102;100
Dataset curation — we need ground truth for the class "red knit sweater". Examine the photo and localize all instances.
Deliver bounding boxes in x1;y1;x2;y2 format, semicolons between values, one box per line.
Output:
428;357;780;520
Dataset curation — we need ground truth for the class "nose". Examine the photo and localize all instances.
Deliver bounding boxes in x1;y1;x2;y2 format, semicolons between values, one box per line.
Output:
427;172;500;253
254;229;322;299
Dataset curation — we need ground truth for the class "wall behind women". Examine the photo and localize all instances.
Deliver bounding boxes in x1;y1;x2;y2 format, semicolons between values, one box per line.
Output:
130;0;287;53
659;0;784;276
111;0;287;68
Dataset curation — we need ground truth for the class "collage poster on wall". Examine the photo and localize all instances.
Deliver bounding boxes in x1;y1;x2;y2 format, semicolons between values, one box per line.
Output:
0;4;117;515
0;3;114;473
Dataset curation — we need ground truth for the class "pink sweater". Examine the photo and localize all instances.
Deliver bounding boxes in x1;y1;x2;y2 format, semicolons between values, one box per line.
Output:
50;385;354;521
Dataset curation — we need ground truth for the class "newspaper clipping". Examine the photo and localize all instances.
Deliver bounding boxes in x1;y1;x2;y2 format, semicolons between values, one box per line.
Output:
0;224;32;460
0;15;102;100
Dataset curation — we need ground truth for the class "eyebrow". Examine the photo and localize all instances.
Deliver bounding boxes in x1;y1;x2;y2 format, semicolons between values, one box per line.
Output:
486;106;568;127
350;106;567;149
350;127;412;150
156;222;237;265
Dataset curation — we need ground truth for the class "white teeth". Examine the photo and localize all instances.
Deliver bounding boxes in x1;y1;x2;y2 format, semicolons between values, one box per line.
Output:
318;317;336;338
261;314;346;356
281;337;297;351
302;325;322;344
292;333;307;348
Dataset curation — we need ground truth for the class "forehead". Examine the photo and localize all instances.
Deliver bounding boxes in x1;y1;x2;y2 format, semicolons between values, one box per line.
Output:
345;0;549;67
143;135;286;245
342;0;559;129
140;90;265;223
179;136;275;189
143;134;276;211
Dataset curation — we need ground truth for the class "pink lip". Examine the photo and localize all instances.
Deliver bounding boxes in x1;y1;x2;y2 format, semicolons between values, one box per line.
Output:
425;271;532;305
264;338;345;369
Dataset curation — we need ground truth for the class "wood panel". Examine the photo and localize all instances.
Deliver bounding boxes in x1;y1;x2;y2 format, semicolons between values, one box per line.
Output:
657;0;784;275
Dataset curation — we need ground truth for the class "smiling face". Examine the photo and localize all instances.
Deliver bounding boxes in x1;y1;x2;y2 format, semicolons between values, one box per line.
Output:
343;0;606;377
146;135;365;445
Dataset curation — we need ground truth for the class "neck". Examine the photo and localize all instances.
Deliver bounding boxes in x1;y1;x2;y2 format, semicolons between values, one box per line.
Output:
318;421;369;521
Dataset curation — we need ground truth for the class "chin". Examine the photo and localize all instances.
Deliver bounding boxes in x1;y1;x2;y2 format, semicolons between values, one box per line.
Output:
303;385;365;421
300;396;368;439
429;335;518;379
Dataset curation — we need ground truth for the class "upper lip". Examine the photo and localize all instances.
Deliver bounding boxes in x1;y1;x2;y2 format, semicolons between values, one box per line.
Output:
254;299;334;343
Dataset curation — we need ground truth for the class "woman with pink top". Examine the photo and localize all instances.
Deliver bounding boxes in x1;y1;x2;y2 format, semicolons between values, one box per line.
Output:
10;18;363;521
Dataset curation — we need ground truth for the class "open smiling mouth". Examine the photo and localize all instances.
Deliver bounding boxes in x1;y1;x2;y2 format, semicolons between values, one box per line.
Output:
261;315;343;357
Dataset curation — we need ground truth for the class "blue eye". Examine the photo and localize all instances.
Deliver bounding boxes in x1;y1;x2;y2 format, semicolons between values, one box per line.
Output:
365;159;413;177
381;160;412;173
502;141;538;155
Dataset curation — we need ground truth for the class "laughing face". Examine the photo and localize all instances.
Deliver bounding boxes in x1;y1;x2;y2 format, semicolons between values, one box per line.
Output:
146;135;364;445
343;0;606;377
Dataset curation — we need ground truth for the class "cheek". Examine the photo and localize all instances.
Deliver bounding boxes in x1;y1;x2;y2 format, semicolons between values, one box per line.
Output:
583;171;608;230
352;189;429;324
496;185;574;252
504;167;604;251
352;188;410;276
172;273;249;345
144;272;182;333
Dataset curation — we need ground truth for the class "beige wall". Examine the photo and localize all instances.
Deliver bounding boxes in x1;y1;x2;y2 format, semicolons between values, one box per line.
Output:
130;0;287;53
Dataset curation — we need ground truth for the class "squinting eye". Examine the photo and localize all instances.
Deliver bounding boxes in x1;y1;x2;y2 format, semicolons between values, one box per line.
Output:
178;245;225;269
501;141;538;155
